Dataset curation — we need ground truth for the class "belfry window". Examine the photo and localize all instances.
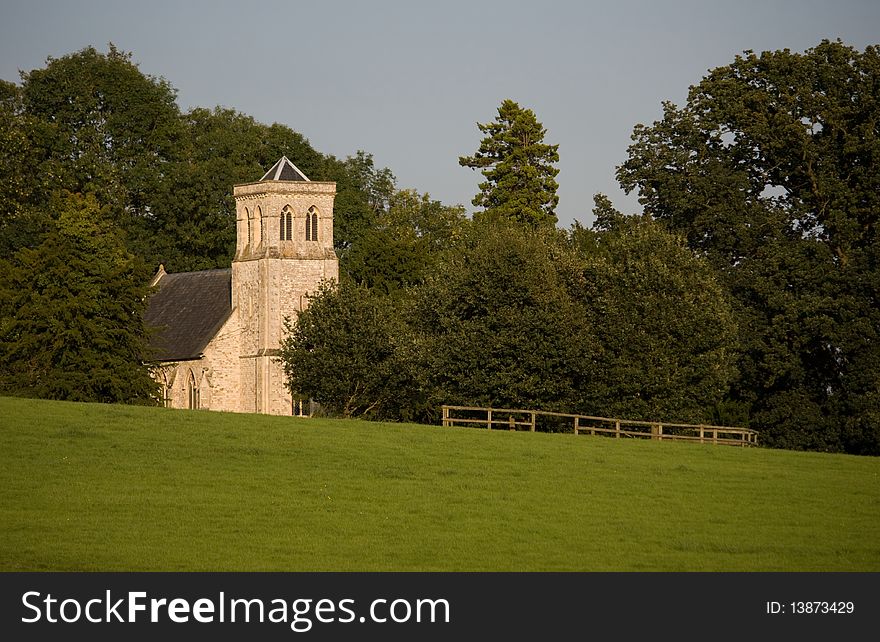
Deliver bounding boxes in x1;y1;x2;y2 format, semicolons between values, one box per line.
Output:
281;205;293;241
306;206;319;241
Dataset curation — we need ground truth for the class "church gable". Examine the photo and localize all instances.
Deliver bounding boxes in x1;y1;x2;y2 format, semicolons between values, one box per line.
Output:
145;268;233;361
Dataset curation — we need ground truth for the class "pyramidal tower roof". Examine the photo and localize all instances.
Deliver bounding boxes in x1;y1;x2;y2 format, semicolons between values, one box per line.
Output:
260;156;310;182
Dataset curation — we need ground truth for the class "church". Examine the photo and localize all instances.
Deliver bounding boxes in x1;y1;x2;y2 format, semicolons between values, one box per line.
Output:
144;157;338;415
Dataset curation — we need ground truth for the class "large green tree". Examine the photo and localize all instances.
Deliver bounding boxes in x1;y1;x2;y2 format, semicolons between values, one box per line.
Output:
279;281;421;420
19;45;185;227
0;79;51;256
569;201;739;424
459;99;560;228
617;41;880;453
323;150;396;256
412;221;588;413
0;192;158;403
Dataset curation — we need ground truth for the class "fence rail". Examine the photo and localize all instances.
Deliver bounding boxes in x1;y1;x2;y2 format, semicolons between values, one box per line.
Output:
441;405;758;447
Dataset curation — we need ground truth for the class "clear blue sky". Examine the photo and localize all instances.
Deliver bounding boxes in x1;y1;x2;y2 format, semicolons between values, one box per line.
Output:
1;0;878;228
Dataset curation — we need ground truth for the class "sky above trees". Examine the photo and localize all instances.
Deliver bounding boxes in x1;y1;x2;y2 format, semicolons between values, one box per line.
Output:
1;0;878;228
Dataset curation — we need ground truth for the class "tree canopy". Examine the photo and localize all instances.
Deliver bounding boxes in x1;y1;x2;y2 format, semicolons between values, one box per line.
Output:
279;280;421;420
0;192;158;403
19;45;185;226
459;99;560;228
617;40;880;453
342;188;467;295
413;221;587;414
569;203;739;424
281;215;739;427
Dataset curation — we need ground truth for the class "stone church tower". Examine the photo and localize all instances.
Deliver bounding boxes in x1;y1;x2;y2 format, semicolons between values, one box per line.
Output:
145;157;338;415
232;157;338;414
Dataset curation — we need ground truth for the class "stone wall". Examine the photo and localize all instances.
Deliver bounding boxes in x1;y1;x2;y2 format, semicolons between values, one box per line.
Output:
154;311;241;412
200;312;241;412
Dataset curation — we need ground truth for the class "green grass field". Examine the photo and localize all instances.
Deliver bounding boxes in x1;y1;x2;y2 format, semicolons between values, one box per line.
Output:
1;396;878;571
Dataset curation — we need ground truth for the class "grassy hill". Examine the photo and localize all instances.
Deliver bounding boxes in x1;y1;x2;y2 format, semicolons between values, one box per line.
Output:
1;396;877;571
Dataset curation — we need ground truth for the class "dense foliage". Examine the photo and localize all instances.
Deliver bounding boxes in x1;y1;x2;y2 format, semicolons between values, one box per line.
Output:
0;193;158;402
569;206;739;423
617;40;880;454
279;281;422;420
342;189;467;294
413;222;587;415
283;217;739;426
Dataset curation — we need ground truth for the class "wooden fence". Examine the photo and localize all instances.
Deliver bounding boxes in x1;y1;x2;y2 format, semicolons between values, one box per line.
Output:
441;405;758;447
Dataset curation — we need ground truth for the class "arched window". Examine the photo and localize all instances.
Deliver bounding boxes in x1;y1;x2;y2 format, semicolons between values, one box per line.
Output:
244;207;251;248
307;206;319;241
255;206;262;247
281;205;293;241
188;371;200;410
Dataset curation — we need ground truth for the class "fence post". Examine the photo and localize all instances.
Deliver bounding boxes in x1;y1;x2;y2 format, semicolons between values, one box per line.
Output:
699;425;704;444
573;417;579;435
713;428;718;445
615;420;621;438
509;416;515;431
530;412;536;432
487;408;492;430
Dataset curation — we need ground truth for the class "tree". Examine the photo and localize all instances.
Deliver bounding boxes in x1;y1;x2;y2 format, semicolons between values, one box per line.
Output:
322;151;396;257
343;188;468;295
0;192;159;403
19;45;185;225
413;221;587;413
14;47;337;273
569;203;739;424
279;281;422;420
617;41;880;453
0;80;51;257
459;99;560;228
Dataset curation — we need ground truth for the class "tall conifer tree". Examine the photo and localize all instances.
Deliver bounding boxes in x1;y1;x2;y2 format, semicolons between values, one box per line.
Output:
459;99;560;228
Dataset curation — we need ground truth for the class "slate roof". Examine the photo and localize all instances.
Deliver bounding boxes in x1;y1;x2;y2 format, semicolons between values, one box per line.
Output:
145;268;233;361
260;156;310;182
